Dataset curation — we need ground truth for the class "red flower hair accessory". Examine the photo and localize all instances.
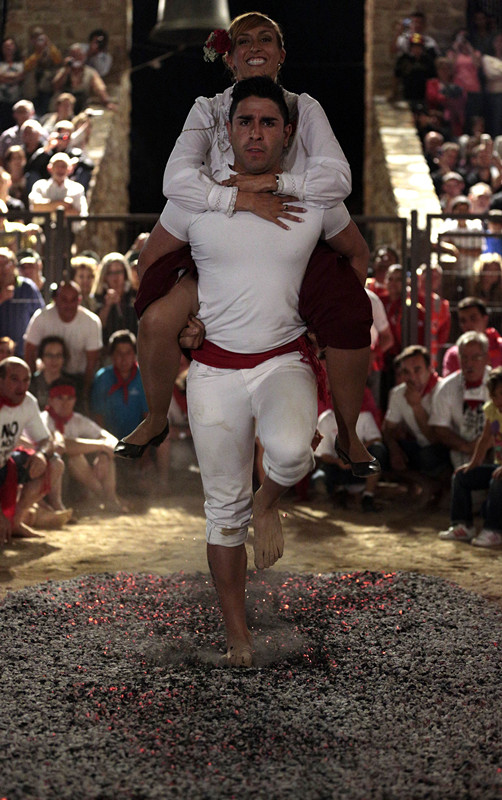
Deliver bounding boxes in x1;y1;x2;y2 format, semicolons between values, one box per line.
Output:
203;29;231;62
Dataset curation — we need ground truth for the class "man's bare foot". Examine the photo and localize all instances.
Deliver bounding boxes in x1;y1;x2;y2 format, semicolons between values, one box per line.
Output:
12;521;44;539
33;506;74;529
252;488;284;570
223;632;253;667
121;414;168;447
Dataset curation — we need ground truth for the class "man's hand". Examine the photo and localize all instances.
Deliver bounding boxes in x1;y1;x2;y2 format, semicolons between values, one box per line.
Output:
179;315;206;350
221;173;278;193
236;192;306;230
104;288;121;306
27;452;47;480
0;511;11;546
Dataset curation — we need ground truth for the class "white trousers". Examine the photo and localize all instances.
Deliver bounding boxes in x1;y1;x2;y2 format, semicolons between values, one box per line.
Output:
187;352;317;547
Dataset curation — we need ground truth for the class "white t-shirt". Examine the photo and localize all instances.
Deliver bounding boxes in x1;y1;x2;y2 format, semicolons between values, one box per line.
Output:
160;200;350;353
29;176;88;217
384;380;441;447
0;392;50;468
366;288;390;348
429;367;490;468
162;86;351;215
42;410;107;440
24;304;102;375
316;409;381;460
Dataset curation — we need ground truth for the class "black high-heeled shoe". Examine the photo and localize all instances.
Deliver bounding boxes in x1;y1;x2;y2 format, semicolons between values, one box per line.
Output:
334;437;381;478
114;421;170;459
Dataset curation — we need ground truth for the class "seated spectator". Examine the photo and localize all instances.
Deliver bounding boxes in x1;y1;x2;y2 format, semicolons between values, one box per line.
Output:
430;330;491;469
442;296;502;375
0;247;44;356
468;181;492;220
437;171;466;213
391;11;440;58
447;30;483;130
17;249;45;292
42;120;94;192
464;142;502;193
0;356;62;542
483;208;502;255
21;119;49;190
394;33;436;111
4;144;29;207
439;195;483;300
481;31;502;138
366;244;399;300
29;335;73;411
51;43;115;114
23;27;62;117
366;287;394;409
84;29;112;78
470;253;502;309
0;37;25;131
70;254;98;311
416;262;451;369
0;335;15;359
431;142;463;196
92;252;137;349
42;377;124;512
383;345;450;498
23;279;102;409
28;152;88;221
468;9;494;55
315;394;387;513
41;92;90;149
423;129;444;172
439;366;502;547
0;99;35;165
0;166;24;211
426;57;467;138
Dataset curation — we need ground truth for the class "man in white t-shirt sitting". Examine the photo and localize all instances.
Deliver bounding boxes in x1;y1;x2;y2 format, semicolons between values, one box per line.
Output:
28;152;88;219
23;280;102;409
383;345;449;476
429;332;491;470
0;357;63;543
42;377;123;512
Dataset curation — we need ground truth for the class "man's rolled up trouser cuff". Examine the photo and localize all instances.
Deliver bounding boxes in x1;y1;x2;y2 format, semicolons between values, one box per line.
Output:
206;520;248;547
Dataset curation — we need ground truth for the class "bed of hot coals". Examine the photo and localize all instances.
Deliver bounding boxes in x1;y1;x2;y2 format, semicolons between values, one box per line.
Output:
0;570;501;800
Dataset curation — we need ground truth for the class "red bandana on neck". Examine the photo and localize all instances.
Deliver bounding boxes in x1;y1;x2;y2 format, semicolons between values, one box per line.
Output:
45;405;73;433
0;394;22;409
107;363;138;405
422;371;439;396
465;378;483;389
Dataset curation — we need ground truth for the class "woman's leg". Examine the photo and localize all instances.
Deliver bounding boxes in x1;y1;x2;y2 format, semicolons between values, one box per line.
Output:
122;275;199;447
325;346;372;462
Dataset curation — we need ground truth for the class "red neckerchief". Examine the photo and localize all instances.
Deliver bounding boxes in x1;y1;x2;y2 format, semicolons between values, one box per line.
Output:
0;394;21;409
45;405;73;433
465;378;483;389
107;363;138;405
0;457;18;519
422;371;439;396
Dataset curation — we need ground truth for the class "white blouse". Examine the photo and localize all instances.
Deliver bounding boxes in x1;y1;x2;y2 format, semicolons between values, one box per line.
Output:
162;85;351;215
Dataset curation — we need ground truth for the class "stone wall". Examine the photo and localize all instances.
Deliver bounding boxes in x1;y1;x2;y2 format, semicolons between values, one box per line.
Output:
6;0;131;80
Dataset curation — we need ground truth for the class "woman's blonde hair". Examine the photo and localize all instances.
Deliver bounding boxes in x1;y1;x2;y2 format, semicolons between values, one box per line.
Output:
93;252;132;296
473;252;502;278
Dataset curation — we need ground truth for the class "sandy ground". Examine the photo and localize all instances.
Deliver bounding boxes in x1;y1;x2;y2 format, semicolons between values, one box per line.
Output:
1;440;501;605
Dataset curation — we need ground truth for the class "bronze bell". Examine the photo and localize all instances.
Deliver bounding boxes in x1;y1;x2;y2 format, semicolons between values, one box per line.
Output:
151;0;231;46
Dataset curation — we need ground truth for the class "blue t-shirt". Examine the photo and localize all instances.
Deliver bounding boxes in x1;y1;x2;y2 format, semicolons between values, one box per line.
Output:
0;276;44;355
90;364;148;439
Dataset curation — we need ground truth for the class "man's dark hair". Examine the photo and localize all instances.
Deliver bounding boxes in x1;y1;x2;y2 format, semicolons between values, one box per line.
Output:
487;365;502;395
39;335;69;362
109;329;137;354
229;77;289;126
457;296;488;316
394;344;431;370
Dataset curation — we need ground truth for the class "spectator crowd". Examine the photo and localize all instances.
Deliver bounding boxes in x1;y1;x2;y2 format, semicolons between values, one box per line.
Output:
0;12;501;552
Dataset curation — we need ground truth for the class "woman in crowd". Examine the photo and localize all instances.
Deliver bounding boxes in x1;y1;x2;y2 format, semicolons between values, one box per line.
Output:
70;254;98;311
118;11;376;477
0;37;24;130
30;335;73;411
93;252;137;349
4;144;29;207
51;43;114;114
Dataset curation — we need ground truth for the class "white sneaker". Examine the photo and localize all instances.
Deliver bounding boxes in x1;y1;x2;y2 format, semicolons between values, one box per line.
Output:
438;524;475;542
472;529;502;547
